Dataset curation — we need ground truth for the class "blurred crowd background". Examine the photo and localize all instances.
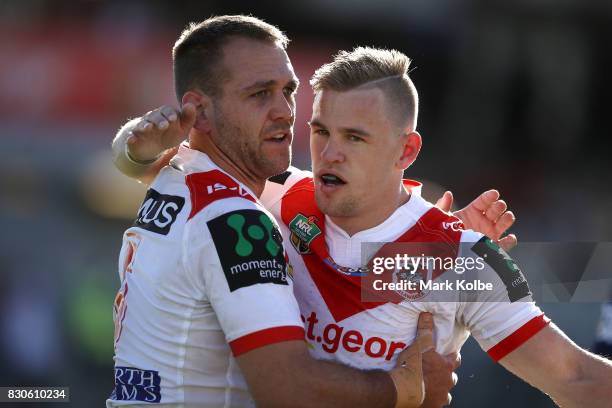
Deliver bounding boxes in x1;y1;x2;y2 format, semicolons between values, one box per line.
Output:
1;0;611;407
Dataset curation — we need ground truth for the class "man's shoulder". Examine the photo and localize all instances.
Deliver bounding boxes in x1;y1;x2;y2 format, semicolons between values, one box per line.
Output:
405;197;467;243
130;167;189;237
267;166;313;186
184;169;260;222
261;167;313;210
183;170;279;247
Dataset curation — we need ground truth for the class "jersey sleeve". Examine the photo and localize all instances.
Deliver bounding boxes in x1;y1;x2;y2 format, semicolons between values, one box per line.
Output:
184;199;304;357
457;230;550;362
260;166;313;219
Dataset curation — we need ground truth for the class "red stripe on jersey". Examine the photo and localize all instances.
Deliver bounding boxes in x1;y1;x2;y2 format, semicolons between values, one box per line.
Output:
280;177;464;322
229;326;305;357
186;170;256;220
402;179;422;192
280;178;381;322
487;314;551;362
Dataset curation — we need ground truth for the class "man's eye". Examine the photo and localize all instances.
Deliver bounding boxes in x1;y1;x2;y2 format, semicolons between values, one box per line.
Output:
283;87;296;96
313;129;329;136
348;134;363;142
251;90;270;98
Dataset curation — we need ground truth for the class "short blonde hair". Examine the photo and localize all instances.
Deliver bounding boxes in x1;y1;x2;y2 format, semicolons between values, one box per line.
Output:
310;47;418;129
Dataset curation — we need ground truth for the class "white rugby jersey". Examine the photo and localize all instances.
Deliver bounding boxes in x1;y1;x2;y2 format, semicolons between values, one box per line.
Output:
107;146;304;408
261;167;548;370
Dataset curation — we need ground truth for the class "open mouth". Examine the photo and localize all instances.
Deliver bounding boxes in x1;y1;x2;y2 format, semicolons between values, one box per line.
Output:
265;132;290;143
320;173;347;186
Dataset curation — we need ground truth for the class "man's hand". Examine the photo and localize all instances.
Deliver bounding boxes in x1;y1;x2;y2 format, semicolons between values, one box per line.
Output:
390;313;457;408
127;103;197;162
435;190;517;252
418;313;458;408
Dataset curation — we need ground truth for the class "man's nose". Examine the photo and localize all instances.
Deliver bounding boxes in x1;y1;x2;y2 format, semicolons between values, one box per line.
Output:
320;137;345;164
269;92;294;122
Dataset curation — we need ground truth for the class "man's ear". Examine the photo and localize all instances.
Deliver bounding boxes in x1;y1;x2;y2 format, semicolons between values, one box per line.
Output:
396;131;422;170
182;90;213;133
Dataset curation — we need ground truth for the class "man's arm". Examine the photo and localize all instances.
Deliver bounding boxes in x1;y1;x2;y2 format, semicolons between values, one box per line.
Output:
459;236;612;407
237;313;440;408
238;340;395;408
111;104;196;184
499;323;612;408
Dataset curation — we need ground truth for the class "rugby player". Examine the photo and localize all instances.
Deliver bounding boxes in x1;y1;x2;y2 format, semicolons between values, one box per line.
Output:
106;16;463;408
115;42;612;406
265;47;612;407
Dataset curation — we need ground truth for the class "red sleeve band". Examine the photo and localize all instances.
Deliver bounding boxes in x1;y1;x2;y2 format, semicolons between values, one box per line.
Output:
487;314;551;362
229;326;305;357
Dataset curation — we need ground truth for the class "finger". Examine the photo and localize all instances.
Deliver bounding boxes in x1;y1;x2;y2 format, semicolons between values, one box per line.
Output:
435;191;453;213
452;372;458;387
485;200;507;223
136;119;154;132
498;234;517;252
160;105;179;122
470;189;500;213
493;211;515;237
446;392;453;405
147;111;170;130
444;352;461;370
126;132;137;145
131;123;152;138
416;312;435;353
443;352;458;370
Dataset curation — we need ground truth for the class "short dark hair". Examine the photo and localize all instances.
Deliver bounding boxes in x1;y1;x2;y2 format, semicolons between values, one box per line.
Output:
310;47;418;129
172;15;289;100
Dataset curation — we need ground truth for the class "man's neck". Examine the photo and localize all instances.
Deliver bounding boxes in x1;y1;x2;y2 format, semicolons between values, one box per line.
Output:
329;184;410;237
189;133;266;197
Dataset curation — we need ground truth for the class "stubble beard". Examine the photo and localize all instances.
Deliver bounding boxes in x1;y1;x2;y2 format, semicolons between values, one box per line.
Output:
214;110;291;180
315;190;359;218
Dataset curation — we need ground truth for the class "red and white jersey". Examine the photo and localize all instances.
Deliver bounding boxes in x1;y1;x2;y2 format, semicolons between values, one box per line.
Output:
107;146;304;408
261;167;548;370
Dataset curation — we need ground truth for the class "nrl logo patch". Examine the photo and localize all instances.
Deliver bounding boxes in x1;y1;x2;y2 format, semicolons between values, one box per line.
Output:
288;214;321;254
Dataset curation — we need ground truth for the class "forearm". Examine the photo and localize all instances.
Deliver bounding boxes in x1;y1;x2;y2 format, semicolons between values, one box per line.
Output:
549;350;612;408
291;356;396;408
501;324;612;408
239;342;399;408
